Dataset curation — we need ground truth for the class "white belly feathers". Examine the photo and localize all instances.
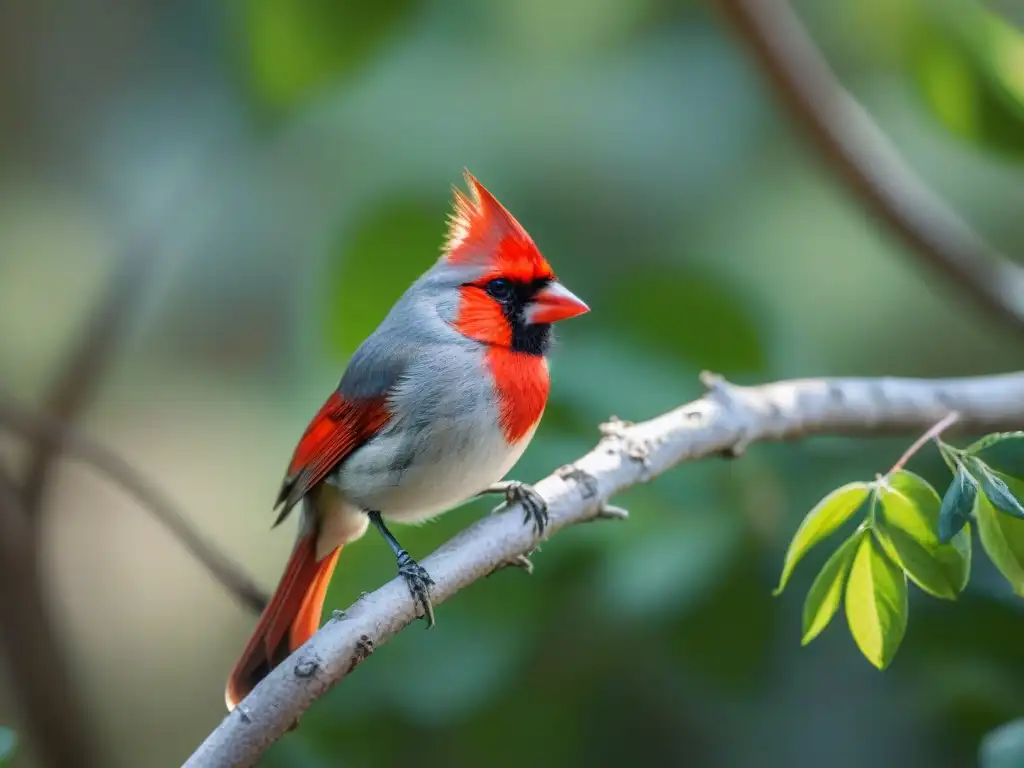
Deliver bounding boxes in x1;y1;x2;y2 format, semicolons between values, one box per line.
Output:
331;420;537;524
326;344;541;524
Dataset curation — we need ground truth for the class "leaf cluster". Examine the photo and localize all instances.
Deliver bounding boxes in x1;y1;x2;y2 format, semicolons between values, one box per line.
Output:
775;432;1024;669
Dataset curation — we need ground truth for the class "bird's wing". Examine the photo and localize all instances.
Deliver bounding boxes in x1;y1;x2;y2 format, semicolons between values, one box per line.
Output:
272;338;412;525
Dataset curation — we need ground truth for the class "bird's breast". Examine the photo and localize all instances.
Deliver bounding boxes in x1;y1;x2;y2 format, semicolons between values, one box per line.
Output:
485;347;550;443
330;346;549;523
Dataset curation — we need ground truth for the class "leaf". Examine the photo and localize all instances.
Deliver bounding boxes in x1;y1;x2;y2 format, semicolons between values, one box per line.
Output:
878;470;944;544
876;470;971;598
975;478;1024;595
774;482;872;595
801;530;863;645
967;457;1024;520
965;431;1024;456
938;465;978;544
874;522;970;599
980;718;1024;768
844;533;908;670
965;431;1024;478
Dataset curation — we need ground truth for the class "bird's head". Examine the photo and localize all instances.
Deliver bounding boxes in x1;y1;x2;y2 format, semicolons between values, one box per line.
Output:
431;170;589;356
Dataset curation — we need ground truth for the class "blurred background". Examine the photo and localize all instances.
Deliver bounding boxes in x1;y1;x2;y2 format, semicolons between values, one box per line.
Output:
2;0;1024;766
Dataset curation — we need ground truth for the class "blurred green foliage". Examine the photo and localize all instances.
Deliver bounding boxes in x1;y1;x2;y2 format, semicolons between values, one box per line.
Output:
236;0;421;113
324;195;447;356
0;728;15;765
908;1;1024;157
981;718;1024;767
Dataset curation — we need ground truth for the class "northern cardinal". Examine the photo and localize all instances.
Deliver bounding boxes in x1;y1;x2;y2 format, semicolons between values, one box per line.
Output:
224;171;589;710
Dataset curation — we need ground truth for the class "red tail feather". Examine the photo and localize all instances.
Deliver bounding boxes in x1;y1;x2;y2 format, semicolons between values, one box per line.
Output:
225;533;341;710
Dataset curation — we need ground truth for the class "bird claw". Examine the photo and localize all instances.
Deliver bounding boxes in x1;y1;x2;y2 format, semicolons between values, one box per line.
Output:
396;551;436;627
492;481;548;537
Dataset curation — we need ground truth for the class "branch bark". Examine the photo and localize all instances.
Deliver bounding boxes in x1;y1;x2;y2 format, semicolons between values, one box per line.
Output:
0;470;104;768
715;0;1024;333
20;251;157;519
185;370;1024;768
0;394;269;614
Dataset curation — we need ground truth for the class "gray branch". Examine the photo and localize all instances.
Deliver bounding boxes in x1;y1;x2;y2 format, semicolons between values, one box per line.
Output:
185;370;1024;768
715;0;1024;332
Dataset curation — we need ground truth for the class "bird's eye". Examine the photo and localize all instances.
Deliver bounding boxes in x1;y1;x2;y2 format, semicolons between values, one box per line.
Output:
485;278;514;301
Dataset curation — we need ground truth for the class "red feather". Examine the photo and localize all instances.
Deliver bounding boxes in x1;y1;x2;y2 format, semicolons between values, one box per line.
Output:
444;171;555;283
225;528;343;710
274;392;391;518
487;347;549;443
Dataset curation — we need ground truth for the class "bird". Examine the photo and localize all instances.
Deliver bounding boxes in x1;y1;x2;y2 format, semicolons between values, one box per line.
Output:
224;170;590;711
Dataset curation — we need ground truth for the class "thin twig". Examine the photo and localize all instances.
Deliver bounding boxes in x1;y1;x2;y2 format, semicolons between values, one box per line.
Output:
888;410;961;474
186;370;1024;768
0;472;104;768
714;0;1024;332
0;395;268;614
20;250;157;520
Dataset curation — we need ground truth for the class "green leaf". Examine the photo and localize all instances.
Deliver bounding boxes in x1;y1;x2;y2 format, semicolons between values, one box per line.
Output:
965;431;1024;456
844;533;908;670
876;470;971;598
980;718;1024;768
965;431;1024;478
774;482;872;595
967;457;1024;520
0;728;16;763
939;465;978;544
878;470;944;544
975;478;1024;595
874;522;970;599
801;529;863;645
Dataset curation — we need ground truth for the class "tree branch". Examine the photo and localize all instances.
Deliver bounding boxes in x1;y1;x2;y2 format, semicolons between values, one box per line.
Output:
0;394;269;614
21;250;157;519
185;370;1024;768
714;0;1024;333
0;469;104;768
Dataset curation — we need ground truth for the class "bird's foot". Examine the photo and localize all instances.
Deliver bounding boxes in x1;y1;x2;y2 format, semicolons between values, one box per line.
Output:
396;550;436;627
486;480;549;537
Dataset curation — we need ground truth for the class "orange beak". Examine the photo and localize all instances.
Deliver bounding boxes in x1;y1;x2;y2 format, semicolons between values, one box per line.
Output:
528;281;590;325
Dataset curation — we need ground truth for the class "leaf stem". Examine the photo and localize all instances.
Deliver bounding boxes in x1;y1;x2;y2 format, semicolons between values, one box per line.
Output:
888;411;961;474
936;440;962;474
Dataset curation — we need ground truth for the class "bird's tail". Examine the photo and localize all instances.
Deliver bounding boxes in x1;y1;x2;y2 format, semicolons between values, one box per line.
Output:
224;531;342;711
